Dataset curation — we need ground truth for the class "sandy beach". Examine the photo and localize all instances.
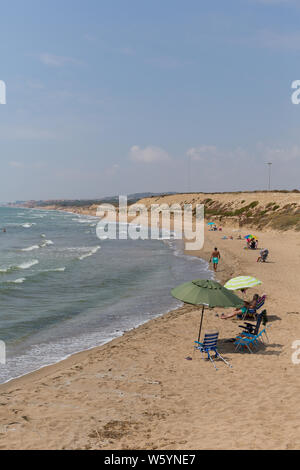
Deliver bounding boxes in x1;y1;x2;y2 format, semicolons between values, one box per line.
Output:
3;0;300;451
0;203;299;450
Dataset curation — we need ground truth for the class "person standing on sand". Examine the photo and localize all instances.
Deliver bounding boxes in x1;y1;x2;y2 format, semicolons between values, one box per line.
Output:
210;247;221;272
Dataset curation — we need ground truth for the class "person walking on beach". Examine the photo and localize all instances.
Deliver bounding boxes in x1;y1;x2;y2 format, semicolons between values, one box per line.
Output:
210;247;221;272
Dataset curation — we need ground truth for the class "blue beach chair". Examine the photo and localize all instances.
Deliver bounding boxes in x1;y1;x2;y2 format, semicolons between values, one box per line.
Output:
194;331;232;370
235;310;269;352
234;334;259;353
242;294;266;320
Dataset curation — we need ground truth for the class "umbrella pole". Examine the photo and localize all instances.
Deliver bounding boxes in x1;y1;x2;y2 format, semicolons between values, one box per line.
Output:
197;305;205;343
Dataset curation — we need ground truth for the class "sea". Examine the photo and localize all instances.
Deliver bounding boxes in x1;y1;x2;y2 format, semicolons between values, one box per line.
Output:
0;206;212;383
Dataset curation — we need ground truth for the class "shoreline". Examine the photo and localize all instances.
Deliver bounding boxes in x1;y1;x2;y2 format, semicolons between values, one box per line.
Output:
1;207;300;449
0;207;214;387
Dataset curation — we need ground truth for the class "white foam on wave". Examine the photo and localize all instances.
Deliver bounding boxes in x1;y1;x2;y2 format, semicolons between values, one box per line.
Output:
40;240;54;247
0;259;39;274
22;223;36;228
77;218;94;224
18;260;39;270
21;245;40;252
48;267;66;272
78;246;101;261
6;278;26;284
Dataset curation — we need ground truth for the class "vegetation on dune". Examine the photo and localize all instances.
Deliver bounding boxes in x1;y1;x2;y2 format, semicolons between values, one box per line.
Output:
12;190;300;231
37;199;104;208
197;197;300;231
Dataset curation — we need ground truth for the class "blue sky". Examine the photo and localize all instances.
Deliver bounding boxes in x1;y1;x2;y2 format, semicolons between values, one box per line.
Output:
1;0;300;201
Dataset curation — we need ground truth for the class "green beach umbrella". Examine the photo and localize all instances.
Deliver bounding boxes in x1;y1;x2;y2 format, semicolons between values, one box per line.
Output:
224;276;262;291
171;279;243;342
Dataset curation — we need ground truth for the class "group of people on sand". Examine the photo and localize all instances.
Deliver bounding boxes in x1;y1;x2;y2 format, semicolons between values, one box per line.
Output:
247;238;258;250
207;224;269;321
209;225;222;232
208;245;267;320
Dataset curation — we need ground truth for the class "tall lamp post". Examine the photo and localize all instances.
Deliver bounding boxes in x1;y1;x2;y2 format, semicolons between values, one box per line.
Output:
188;153;191;193
266;162;272;191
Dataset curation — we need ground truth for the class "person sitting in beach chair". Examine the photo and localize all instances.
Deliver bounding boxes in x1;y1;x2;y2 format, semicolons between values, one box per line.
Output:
257;249;269;263
239;293;267;320
237;293;266;320
221;294;259;320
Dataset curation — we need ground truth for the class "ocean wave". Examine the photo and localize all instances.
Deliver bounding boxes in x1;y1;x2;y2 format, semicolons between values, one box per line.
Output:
21;245;40;252
47;267;66;272
78;246;101;261
78;219;96;224
0;259;39;274
18;260;39;270
40;240;54;247
5;278;26;284
22;223;36;228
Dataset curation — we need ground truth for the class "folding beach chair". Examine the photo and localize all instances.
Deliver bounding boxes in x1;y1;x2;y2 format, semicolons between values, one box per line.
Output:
235;310;269;352
241;294;266;320
256;295;266;311
194;331;232;370
239;310;267;336
242;306;256;320
234;334;259;353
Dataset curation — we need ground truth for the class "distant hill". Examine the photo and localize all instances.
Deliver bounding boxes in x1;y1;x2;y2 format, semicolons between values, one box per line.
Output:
6;192;177;208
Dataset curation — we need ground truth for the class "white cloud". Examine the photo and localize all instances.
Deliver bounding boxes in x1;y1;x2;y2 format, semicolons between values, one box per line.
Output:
129;145;171;163
105;164;120;176
9;161;23;168
186;146;218;161
39;53;83;67
258;144;300;162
